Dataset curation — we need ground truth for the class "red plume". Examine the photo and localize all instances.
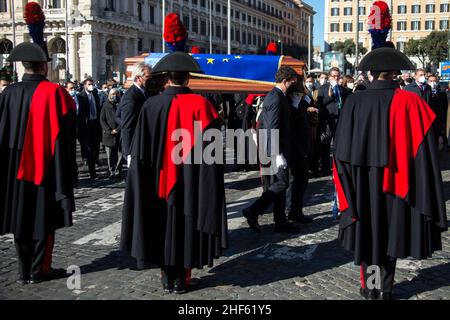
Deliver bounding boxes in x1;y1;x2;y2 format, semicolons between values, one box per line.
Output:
163;13;188;43
266;42;278;54
370;1;391;30
24;2;45;25
191;46;201;54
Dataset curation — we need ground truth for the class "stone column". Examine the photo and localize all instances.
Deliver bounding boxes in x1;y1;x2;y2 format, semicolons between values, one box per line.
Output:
98;33;107;80
68;33;78;81
79;32;94;81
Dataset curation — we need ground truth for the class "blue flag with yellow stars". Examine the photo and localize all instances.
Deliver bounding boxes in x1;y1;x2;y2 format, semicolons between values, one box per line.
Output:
145;53;283;84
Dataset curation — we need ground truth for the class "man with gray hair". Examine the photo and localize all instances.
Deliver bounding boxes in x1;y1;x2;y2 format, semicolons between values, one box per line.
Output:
116;62;151;168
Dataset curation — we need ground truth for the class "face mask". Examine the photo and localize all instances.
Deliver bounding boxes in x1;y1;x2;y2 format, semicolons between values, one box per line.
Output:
69;90;76;97
87;85;94;92
102;88;108;92
306;83;314;91
429;82;437;89
330;80;337;87
418;76;426;84
347;83;354;90
319;79;326;86
405;78;413;84
111;96;120;104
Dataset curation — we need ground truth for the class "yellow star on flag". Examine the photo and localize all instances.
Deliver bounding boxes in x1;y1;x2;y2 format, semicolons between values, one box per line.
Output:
234;56;242;59
222;58;230;62
207;58;215;64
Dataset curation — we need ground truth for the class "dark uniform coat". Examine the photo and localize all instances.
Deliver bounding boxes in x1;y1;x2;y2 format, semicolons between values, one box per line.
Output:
120;86;228;269
333;80;447;266
0;74;77;240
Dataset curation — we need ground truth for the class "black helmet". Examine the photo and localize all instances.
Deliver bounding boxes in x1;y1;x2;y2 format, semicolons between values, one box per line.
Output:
151;51;204;74
358;47;415;73
6;42;49;63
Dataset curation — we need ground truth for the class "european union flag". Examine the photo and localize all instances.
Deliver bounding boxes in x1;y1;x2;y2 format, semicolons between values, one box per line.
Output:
145;53;282;84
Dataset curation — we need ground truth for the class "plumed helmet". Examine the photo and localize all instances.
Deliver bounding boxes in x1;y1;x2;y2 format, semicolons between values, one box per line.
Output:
6;42;49;62
358;47;415;72
151;51;204;74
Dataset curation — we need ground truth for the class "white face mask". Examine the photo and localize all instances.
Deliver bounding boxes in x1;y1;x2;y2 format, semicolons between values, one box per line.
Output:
418;75;426;84
102;88;108;92
429;82;437;89
347;83;354;90
319;79;326;86
87;84;94;92
306;83;314;90
330;80;337;87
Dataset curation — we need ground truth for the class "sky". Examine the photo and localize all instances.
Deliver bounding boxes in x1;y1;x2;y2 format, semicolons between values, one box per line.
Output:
306;0;325;51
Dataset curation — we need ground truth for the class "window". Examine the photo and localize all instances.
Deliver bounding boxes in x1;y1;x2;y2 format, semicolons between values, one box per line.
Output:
150;40;155;52
138;3;143;21
331;8;339;16
398;5;407;14
200;20;206;35
441;4;449;12
138;38;143;52
216;3;220;13
330;23;340;32
343;22;352;32
183;15;190;30
106;0;115;11
344;7;352;15
149;6;155;24
192;0;198;5
411;5;421;14
0;0;7;12
223;26;227;40
215;25;221;38
426;4;435;13
235;29;240;42
192;18;198;33
48;0;62;8
411;20;421;30
358;7;366;15
396;41;405;52
397;21;407;31
200;0;206;7
425;20;435;30
440;20;449;30
358;22;364;31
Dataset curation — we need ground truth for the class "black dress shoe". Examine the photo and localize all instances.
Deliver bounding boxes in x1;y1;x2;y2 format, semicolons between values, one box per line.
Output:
377;291;392;300
359;287;377;300
273;221;300;233
161;271;174;293
16;277;29;285
173;278;187;294
288;213;313;223
243;208;261;233
29;268;67;284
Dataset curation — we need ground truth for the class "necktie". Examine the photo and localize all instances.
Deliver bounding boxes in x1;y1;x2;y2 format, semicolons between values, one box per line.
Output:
333;86;342;108
89;94;97;119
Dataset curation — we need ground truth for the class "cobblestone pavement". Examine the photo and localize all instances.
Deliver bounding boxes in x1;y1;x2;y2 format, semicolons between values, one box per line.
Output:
1;149;450;301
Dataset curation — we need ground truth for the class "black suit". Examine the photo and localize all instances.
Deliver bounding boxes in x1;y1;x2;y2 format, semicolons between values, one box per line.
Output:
286;95;311;216
247;87;292;225
316;83;349;172
76;89;101;178
117;84;147;157
405;82;432;106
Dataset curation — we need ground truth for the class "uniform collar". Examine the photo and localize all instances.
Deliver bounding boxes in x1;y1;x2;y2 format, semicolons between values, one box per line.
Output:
163;86;193;96
21;74;47;82
368;80;399;90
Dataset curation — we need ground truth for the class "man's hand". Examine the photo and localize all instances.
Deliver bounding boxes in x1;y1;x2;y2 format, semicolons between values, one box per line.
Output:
275;154;287;170
111;129;117;135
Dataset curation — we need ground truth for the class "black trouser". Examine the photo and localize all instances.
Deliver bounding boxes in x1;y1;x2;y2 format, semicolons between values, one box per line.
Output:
87;120;101;177
15;235;55;280
248;167;289;224
310;139;331;173
161;266;187;281
286;155;309;215
360;259;397;293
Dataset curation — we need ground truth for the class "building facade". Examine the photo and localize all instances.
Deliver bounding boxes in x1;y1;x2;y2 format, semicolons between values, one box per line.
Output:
324;0;450;66
0;0;314;83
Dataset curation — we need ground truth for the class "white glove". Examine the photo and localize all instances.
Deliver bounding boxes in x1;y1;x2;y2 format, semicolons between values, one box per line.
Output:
127;155;132;168
275;154;287;170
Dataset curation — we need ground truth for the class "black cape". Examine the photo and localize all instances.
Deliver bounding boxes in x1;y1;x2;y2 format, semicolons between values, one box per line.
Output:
333;80;448;266
0;74;76;241
120;86;228;269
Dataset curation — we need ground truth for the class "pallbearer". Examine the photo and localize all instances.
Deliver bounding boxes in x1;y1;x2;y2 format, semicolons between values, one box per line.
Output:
333;1;448;300
120;51;228;294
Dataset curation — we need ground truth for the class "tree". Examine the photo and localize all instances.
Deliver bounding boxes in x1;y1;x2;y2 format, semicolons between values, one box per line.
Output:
331;39;367;56
404;38;428;68
422;31;449;65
